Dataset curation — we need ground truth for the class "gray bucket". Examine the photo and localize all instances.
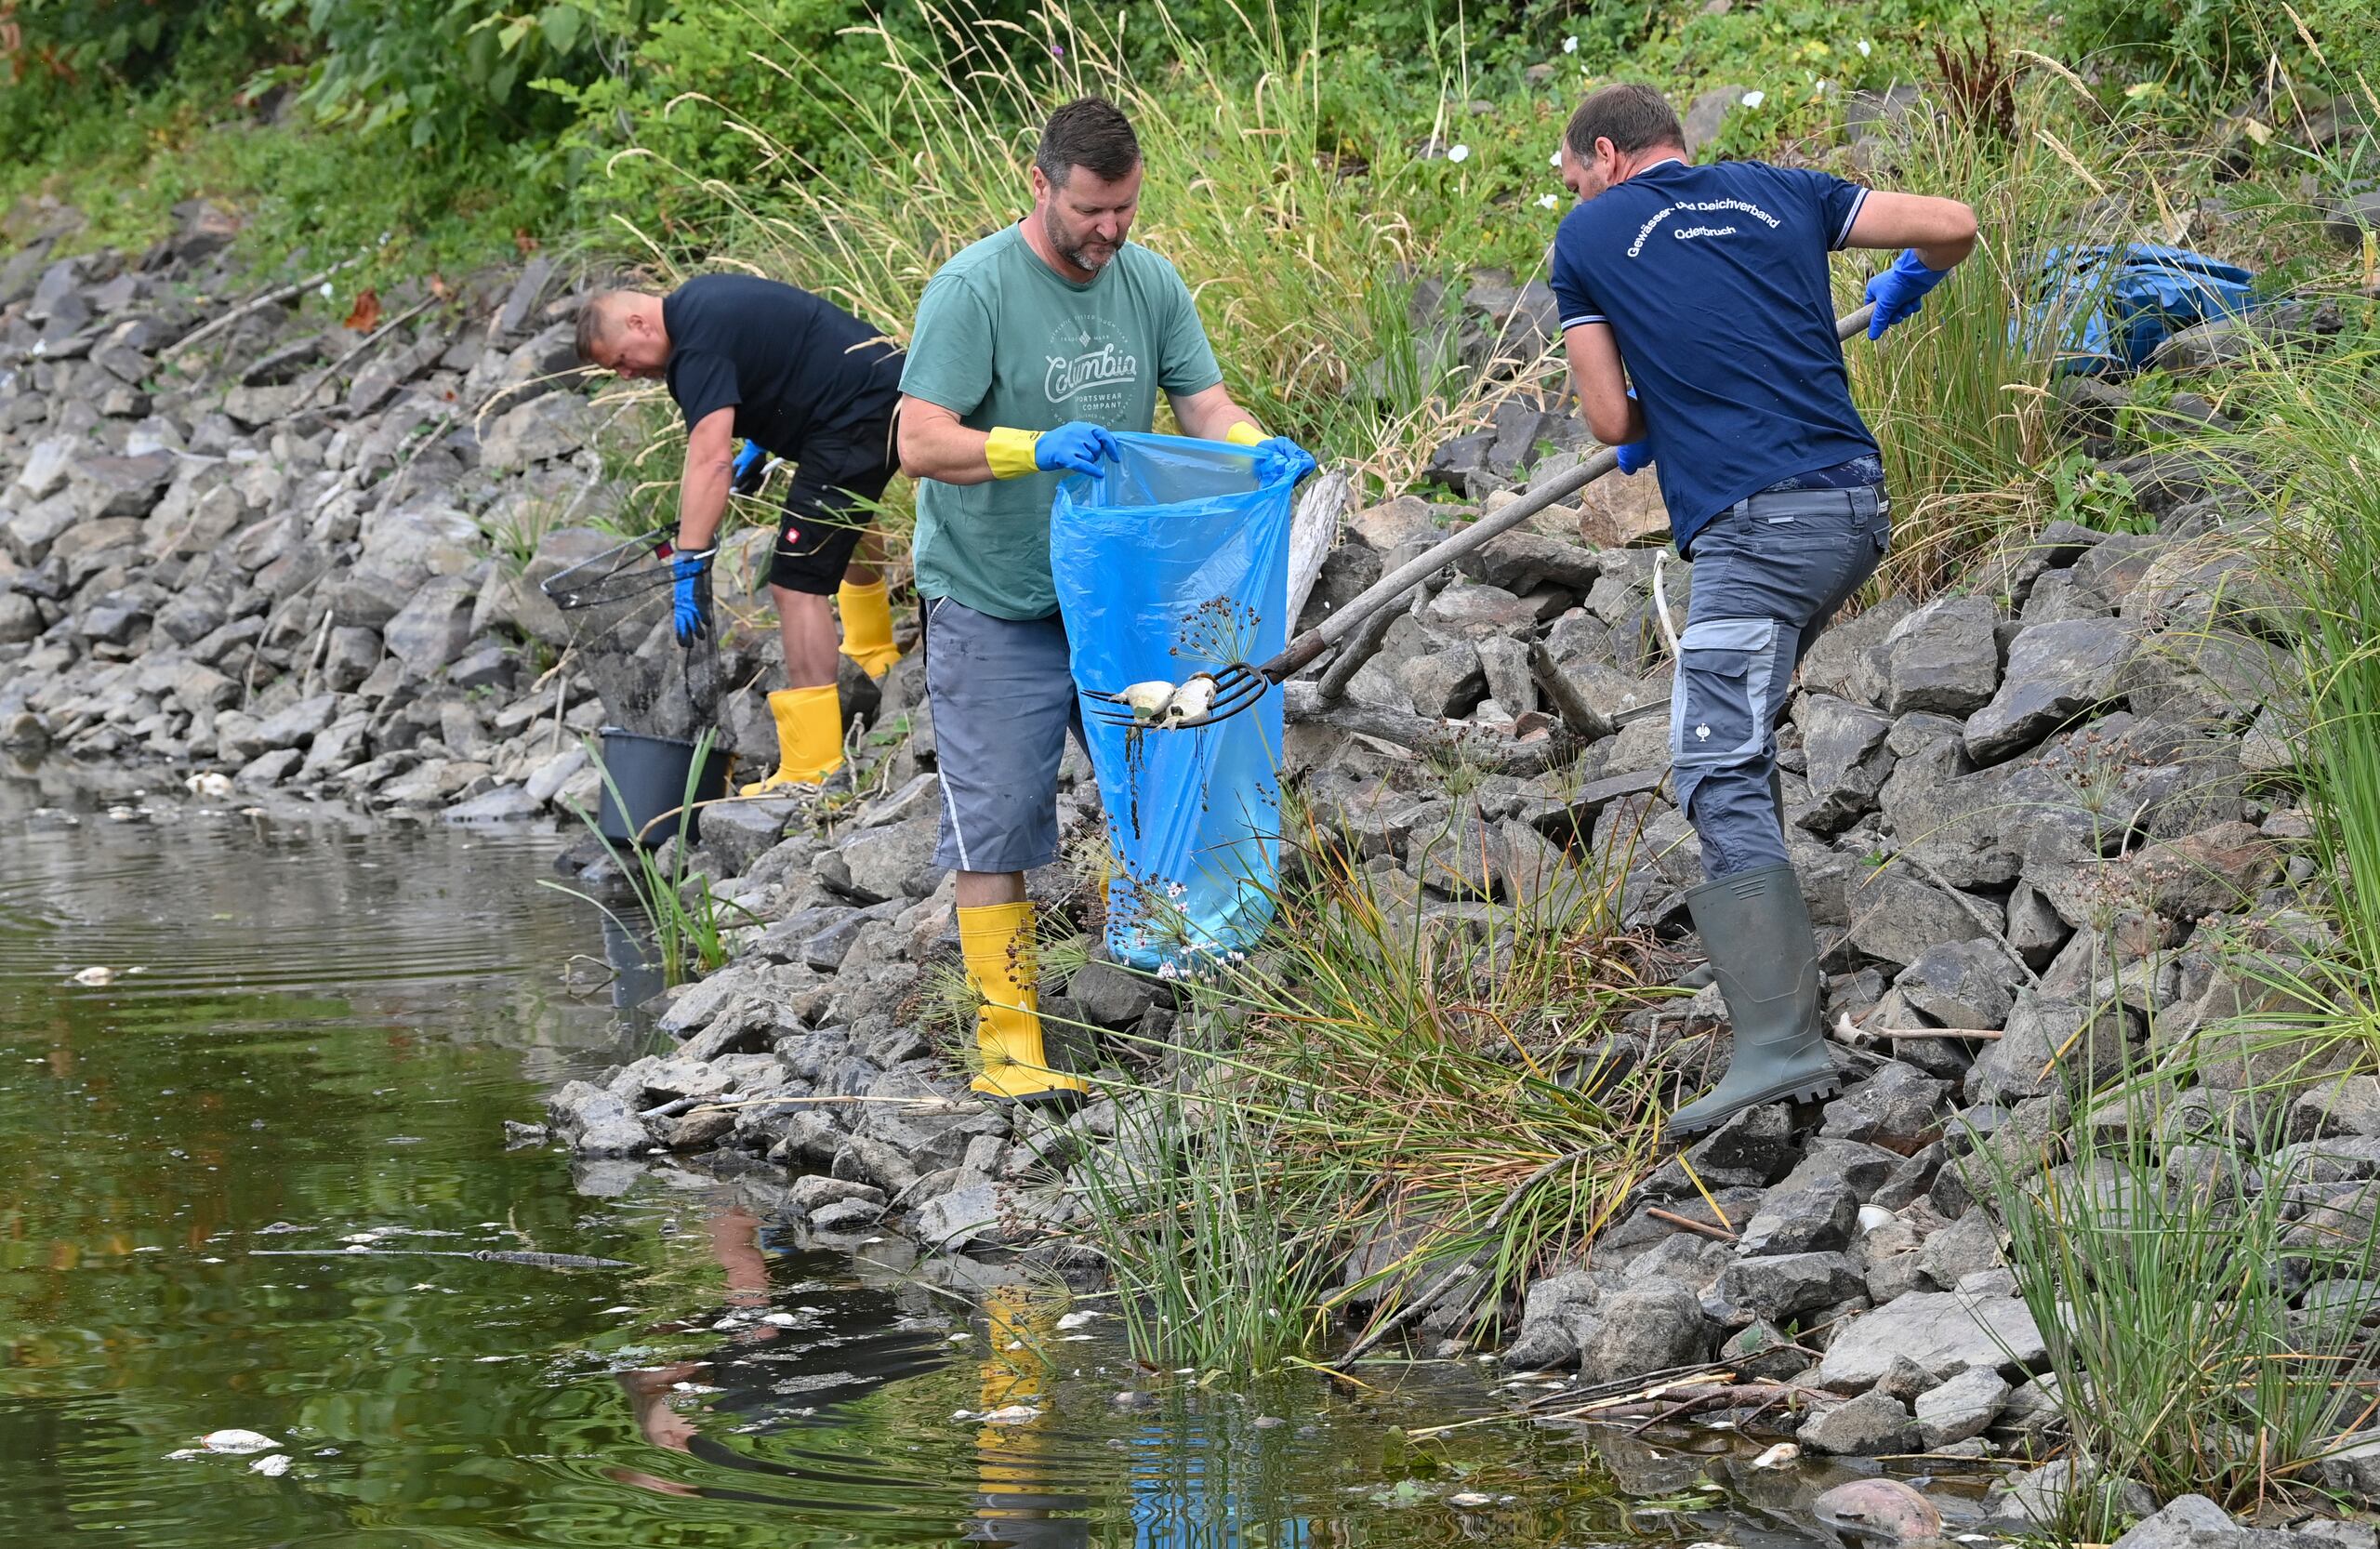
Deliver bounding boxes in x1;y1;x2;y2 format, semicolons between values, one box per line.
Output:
594;727;730;848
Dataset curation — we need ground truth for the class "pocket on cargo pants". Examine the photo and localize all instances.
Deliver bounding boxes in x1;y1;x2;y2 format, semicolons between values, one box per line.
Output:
1669;616;1778;811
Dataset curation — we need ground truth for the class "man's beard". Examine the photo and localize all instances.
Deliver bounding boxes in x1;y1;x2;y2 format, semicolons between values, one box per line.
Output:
1047;209;1117;272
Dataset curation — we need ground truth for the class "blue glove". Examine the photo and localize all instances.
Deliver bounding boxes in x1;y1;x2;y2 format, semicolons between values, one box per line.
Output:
1034;421;1121;477
1614;387;1652;474
732;441;768;496
1864;248;1952;338
670;548;714;647
1252;435;1317;485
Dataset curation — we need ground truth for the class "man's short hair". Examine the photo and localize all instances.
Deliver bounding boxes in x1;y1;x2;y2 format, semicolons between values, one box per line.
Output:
1564;83;1686;160
574;292;629;363
1036;96;1141;187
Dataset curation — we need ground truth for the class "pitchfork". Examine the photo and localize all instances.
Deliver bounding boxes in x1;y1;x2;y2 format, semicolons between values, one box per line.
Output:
1083;304;1876;732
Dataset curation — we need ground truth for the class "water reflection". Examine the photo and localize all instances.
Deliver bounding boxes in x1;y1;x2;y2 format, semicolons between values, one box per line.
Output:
0;769;1883;1548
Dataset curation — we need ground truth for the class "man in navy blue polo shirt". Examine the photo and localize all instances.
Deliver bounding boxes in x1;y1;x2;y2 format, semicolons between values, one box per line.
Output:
1549;82;1976;1137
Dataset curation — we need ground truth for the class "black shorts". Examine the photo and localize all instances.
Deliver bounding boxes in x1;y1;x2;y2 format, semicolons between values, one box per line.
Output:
770;408;898;594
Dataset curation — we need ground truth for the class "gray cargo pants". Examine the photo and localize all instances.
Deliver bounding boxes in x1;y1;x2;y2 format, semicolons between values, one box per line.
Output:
1671;483;1891;879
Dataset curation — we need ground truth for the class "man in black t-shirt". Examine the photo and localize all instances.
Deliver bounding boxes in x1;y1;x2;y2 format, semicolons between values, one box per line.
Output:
575;275;906;792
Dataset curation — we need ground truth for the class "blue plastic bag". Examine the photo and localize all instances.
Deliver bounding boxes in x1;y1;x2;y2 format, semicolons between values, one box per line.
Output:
1050;433;1296;971
2015;244;2256;375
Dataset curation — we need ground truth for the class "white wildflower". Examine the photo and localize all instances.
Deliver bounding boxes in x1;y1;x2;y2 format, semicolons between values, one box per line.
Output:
1740;89;1765;108
1562;34;1578;52
1537;193;1559;209
1448;143;1471;164
1857;38;1872;56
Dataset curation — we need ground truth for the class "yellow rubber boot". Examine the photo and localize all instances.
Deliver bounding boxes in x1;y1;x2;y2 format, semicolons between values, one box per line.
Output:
837;577;902;678
959;902;1088;1102
738;685;842;795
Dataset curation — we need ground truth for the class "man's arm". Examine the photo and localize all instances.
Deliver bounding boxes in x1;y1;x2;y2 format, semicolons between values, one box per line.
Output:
1169;382;1260;442
676;406;735;551
1844;190;1978;270
1562;324;1645;447
898;395;997;484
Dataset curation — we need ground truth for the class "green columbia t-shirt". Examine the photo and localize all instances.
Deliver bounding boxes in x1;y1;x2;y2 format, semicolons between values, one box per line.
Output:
900;224;1224;620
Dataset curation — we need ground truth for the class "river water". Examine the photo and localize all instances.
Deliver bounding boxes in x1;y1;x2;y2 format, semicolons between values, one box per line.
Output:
0;768;1865;1548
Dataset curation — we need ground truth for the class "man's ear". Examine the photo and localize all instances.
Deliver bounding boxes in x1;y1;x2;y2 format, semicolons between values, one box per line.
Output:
1027;165;1050;205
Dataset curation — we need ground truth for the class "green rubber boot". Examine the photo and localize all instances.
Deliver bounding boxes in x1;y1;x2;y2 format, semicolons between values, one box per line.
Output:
1667;861;1842;1139
1673;769;1789;993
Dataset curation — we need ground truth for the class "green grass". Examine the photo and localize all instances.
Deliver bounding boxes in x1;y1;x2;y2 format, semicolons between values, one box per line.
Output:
545;729;753;986
1981;1097;2380;1530
1064;801;1674;1373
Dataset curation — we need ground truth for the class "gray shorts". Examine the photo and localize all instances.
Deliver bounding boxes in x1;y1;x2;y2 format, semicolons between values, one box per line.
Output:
923;596;1084;875
1673;484;1891;879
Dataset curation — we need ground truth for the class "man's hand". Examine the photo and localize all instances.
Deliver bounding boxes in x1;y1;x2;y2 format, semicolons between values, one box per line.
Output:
1615;441;1654;474
670;548;714;647
1864;248;1955;338
732;441;768;496
1032;421;1120;476
1223;421;1316;484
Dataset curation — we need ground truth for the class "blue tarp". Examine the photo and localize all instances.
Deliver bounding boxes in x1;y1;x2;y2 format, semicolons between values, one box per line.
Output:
2017;243;2257;374
1051;434;1296;972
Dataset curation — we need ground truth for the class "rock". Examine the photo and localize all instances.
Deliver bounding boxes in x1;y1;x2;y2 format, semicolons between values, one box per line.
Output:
1966;992;2129;1105
1895;939;2017;1031
1962;617;2136;763
1983;1458;2157;1532
1721;1317;1809;1382
819;821;943;906
1820;1062;1950;1149
2291;1075;2380;1143
1714;1251;1863;1322
479;392;590;469
2109;1495;2337;1549
1397;642;1487;718
1067;960;1156;1028
65;452;175;521
1504;1269;1599;1368
1814;1291;2047;1392
1812;1478;1944;1540
696;796;794;876
787;1174;885;1215
1914;1364;2009;1448
1882;594;2002;716
1577;1282;1712;1384
807;1198;885;1231
1798;695;1896;832
1844;867;1993;973
1799;1389;1921;1455
381;576;477;675
912;1179;1050;1253
1737;1182;1858;1256
1918;1209;2003;1286
546;1079;651;1158
446;785;539;822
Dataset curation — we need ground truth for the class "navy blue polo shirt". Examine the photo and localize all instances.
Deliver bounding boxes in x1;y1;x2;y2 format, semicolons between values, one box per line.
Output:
1549;158;1879;553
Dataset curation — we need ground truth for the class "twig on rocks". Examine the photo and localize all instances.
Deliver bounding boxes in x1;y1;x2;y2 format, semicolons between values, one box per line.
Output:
1315;597;1400;706
1901;849;2045;990
1282;682;1568;777
297;295;439;406
165;258;357;364
1646;1207;1739;1241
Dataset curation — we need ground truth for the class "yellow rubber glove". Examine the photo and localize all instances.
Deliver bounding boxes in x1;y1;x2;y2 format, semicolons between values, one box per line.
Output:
1223;421;1264;447
983;427;1043;481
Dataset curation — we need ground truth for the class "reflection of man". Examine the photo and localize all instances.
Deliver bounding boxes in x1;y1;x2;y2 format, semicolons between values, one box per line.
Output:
965;1285;1086;1547
1549;84;1975;1136
897;95;1311;1105
575;277;906;792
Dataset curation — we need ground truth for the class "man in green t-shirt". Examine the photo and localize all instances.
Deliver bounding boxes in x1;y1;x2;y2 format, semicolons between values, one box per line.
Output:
897;95;1312;1105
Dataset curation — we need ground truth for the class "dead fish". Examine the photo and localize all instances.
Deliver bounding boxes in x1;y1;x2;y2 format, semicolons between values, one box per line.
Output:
1813;1477;1944;1541
184;773;234;800
1750;1440;1800;1469
199;1429;279;1454
70;966;118;986
1157;673;1217;727
1114;681;1179;722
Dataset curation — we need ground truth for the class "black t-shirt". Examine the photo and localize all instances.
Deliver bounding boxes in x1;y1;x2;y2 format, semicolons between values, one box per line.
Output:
661;274;904;457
